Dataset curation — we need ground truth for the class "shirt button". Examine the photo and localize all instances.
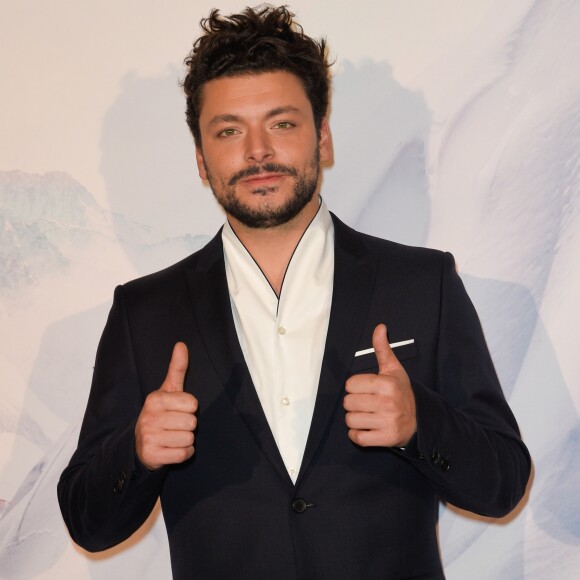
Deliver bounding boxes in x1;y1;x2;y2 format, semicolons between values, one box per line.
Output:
282;397;290;406
277;326;286;335
289;468;296;477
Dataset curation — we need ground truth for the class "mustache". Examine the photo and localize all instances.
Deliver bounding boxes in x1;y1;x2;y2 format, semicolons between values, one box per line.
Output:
228;163;298;186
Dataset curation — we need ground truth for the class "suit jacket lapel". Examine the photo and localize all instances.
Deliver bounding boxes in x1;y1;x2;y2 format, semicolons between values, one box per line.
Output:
184;232;291;486
298;214;377;483
183;216;378;488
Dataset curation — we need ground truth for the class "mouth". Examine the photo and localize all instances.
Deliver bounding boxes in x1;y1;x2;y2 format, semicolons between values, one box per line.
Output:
229;164;298;187
239;173;286;187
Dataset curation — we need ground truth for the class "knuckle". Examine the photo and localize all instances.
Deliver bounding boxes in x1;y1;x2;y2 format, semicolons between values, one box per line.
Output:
180;393;196;412
138;413;157;433
147;390;165;409
343;394;352;410
141;444;156;461
349;429;367;447
377;393;393;409
150;390;164;401
191;396;199;412
179;447;193;462
142;432;157;447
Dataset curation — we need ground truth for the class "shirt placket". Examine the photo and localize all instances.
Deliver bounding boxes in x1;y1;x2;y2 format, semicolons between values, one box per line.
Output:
274;303;299;482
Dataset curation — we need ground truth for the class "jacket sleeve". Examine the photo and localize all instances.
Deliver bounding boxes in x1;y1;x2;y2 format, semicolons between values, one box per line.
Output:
396;252;531;517
57;285;166;552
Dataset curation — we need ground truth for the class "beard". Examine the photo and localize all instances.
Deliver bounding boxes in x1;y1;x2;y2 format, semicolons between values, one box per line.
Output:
206;150;320;229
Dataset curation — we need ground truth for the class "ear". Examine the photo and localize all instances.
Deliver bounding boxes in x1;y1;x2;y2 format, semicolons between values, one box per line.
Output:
318;118;333;166
195;146;208;181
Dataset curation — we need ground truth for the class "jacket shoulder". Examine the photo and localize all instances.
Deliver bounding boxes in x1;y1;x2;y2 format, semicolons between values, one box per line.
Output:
121;230;222;299
331;212;451;276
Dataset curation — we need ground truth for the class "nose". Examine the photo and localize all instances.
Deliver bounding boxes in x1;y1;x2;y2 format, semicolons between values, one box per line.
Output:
244;127;274;164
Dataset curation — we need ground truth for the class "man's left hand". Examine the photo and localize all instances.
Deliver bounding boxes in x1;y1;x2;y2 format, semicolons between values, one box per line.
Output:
344;324;417;447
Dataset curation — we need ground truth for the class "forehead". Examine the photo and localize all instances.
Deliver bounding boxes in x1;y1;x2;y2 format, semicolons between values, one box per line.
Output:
198;71;313;123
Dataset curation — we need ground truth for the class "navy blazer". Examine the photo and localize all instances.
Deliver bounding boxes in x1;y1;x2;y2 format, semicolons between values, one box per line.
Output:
58;214;531;579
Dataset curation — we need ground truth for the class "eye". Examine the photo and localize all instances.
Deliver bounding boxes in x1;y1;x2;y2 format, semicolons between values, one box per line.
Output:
217;127;239;137
273;121;295;130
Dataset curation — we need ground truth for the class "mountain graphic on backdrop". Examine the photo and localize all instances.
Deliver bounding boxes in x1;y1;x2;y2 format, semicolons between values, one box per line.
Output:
0;170;209;300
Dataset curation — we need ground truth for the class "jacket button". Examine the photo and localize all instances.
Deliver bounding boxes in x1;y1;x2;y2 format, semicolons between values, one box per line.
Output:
440;459;450;472
292;498;308;513
431;451;441;465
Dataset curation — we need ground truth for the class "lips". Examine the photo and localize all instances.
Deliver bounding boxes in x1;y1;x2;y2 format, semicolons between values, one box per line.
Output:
240;173;285;186
228;163;298;186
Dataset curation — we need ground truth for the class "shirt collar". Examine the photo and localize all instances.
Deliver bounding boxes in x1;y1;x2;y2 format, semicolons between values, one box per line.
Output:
221;196;334;297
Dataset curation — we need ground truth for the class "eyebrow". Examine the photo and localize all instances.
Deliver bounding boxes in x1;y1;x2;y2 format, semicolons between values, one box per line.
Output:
207;106;303;127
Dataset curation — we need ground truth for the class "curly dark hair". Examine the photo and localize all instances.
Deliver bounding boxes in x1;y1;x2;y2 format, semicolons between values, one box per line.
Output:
182;4;331;146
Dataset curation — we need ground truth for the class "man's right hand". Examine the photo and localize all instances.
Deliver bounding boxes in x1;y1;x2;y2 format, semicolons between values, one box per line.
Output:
135;342;198;470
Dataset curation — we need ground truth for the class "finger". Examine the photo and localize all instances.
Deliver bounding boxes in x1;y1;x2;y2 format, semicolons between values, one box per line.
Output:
145;390;198;414
156;429;195;449
158;410;197;431
154;446;195;466
345;411;385;431
343;393;380;412
348;428;392;447
372;324;401;375
345;373;383;394
161;342;189;393
162;394;198;414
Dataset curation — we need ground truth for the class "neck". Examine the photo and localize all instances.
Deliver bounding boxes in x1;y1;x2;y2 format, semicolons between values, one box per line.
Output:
227;197;320;296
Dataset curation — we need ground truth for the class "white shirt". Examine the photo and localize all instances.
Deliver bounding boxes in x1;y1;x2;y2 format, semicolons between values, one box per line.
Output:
222;200;334;483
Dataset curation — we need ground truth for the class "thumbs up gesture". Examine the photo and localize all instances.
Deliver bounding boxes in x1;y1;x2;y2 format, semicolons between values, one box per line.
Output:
344;324;416;447
135;342;198;470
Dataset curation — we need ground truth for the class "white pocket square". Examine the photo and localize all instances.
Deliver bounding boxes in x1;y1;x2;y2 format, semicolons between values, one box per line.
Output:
354;339;414;357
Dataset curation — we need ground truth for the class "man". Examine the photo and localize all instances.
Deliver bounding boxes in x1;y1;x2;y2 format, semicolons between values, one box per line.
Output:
58;6;531;579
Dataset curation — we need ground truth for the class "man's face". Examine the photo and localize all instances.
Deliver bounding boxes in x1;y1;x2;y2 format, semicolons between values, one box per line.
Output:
195;71;332;229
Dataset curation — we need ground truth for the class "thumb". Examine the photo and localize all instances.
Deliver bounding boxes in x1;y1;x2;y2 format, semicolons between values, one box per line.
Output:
161;342;189;392
372;324;400;375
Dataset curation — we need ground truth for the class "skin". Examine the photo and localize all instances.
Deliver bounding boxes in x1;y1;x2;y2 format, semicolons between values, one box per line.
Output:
195;71;333;295
344;324;416;447
135;342;197;470
135;72;416;471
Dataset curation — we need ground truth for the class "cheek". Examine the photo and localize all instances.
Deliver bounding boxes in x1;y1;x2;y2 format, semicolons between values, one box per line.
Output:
205;146;239;172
